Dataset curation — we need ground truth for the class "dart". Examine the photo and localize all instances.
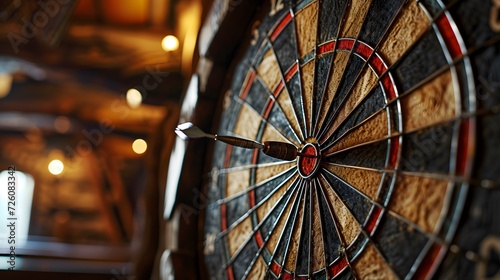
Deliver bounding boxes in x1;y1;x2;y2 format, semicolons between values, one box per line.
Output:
175;122;314;161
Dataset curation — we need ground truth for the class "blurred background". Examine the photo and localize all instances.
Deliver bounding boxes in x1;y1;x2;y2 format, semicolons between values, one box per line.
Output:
0;0;210;279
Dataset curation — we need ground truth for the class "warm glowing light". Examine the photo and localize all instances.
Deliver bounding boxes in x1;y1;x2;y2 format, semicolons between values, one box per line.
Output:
126;88;142;108
0;73;13;98
54;116;71;133
132;139;147;154
48;159;64;175
161;35;179;52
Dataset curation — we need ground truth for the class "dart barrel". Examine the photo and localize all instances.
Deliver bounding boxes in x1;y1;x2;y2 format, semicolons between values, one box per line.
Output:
262;141;298;161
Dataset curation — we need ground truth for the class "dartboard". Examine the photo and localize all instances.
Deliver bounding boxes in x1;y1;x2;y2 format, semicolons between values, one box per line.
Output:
201;0;500;279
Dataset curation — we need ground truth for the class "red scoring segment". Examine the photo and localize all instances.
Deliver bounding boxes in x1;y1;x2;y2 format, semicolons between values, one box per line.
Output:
436;13;463;60
328;257;349;278
270;12;293;42
364;206;383;235
413;243;445;279
298;144;319;178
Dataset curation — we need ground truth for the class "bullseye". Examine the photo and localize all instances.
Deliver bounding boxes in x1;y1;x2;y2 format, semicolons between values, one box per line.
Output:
298;143;320;178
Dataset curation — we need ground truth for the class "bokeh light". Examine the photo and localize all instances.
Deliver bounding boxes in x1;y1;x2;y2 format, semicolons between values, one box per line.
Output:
161;35;179;52
132;139;147;154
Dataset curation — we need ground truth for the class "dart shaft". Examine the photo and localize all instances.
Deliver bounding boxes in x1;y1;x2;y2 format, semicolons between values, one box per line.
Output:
215;135;265;149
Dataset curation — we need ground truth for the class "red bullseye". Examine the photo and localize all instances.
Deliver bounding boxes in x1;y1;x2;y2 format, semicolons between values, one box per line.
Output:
298;143;320;178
